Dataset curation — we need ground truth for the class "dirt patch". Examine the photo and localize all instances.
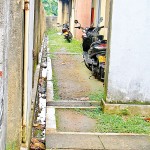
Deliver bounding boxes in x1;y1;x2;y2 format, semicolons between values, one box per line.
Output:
56;109;97;132
52;54;103;100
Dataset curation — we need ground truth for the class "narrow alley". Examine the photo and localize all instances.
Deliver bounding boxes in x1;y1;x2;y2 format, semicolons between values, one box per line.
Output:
44;29;150;150
0;0;150;150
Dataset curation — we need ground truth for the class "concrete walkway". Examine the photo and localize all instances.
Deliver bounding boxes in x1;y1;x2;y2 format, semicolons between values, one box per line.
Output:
46;132;150;150
46;38;150;150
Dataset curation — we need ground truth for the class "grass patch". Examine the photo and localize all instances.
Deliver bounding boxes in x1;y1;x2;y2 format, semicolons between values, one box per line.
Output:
75;108;150;134
88;90;104;101
6;141;18;150
47;28;82;53
52;69;60;100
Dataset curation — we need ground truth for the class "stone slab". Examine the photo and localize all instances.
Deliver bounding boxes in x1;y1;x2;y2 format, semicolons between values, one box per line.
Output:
102;99;150;116
99;135;150;150
46;107;56;134
47;106;100;109
47;101;100;107
46;133;104;149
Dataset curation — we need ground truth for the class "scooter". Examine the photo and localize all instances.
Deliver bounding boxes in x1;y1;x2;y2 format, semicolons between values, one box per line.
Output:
74;19;107;81
61;23;73;42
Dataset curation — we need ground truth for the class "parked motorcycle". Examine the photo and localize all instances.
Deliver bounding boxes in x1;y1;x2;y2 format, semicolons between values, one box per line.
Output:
58;23;73;42
74;19;107;81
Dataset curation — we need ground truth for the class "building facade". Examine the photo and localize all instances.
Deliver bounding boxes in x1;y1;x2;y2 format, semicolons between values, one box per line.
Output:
0;0;46;149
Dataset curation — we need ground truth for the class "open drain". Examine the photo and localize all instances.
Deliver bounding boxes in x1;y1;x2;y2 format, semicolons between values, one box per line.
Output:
30;36;48;150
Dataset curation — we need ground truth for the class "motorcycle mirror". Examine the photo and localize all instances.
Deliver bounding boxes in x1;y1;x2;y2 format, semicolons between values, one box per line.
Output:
74;20;78;24
100;17;103;22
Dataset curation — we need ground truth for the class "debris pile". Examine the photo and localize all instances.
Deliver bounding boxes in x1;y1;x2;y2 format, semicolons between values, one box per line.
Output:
30;36;48;150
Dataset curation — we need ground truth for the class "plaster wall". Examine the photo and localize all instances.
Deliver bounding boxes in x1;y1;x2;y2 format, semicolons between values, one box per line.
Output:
0;0;8;149
69;0;75;37
57;0;63;24
5;0;24;149
34;1;46;69
46;16;58;29
74;0;92;40
100;0;110;40
106;0;150;103
92;0;101;27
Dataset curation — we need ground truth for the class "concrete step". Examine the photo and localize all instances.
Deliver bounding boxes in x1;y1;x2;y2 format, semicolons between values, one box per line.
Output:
46;100;100;108
46;132;150;150
51;52;81;55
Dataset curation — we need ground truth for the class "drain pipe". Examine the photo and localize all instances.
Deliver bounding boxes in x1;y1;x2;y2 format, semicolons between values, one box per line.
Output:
23;0;30;143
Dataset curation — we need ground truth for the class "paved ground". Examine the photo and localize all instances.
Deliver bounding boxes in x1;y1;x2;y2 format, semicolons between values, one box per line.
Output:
56;109;97;132
46;44;150;149
46;133;150;150
52;54;103;100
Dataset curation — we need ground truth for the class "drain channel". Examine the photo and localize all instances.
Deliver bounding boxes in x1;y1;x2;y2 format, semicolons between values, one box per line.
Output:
30;36;48;150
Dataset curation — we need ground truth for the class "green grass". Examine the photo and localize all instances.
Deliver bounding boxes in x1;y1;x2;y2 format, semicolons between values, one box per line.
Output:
47;28;82;53
88;90;104;101
52;69;60;100
6;141;18;150
75;108;150;134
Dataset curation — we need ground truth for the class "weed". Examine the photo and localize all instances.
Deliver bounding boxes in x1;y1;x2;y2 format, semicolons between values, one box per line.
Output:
6;141;18;150
88;90;104;101
75;108;150;134
52;70;60;100
119;109;130;116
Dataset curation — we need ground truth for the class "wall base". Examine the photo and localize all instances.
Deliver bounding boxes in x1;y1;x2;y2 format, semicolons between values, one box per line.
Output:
101;99;150;116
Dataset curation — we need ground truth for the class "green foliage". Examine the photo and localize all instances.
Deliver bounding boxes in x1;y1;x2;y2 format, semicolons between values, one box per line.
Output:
6;141;18;150
75;108;150;134
52;70;60;100
88;90;104;101
42;0;58;16
47;29;82;53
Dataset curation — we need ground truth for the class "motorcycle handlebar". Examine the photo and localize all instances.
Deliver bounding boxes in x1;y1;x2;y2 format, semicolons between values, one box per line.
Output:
75;27;80;29
100;26;104;28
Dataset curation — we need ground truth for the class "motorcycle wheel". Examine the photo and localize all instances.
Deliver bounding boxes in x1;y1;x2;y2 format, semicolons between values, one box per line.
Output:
84;60;92;71
66;37;71;43
99;67;104;82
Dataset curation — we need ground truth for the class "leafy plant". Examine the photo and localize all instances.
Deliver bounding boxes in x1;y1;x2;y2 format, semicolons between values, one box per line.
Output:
42;0;58;16
88;90;104;101
75;108;150;134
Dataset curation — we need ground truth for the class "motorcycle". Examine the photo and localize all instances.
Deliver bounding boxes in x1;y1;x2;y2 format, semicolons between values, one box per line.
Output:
58;23;73;42
74;19;107;81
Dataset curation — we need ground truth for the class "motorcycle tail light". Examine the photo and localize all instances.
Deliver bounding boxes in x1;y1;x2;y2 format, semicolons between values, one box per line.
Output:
62;28;68;33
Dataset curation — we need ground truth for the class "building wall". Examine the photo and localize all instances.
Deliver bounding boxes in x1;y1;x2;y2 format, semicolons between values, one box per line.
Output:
6;0;24;149
57;0;63;24
0;0;46;149
100;0;110;40
46;16;58;29
106;0;150;103
34;1;46;70
92;0;101;27
74;0;92;40
0;0;8;149
57;0;69;25
69;0;75;36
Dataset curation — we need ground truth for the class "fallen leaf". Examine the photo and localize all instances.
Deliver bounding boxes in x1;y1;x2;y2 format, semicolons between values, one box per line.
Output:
144;118;150;122
30;138;45;150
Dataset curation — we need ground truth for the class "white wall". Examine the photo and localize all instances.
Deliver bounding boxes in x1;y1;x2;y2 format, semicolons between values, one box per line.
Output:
106;0;150;103
27;0;35;124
